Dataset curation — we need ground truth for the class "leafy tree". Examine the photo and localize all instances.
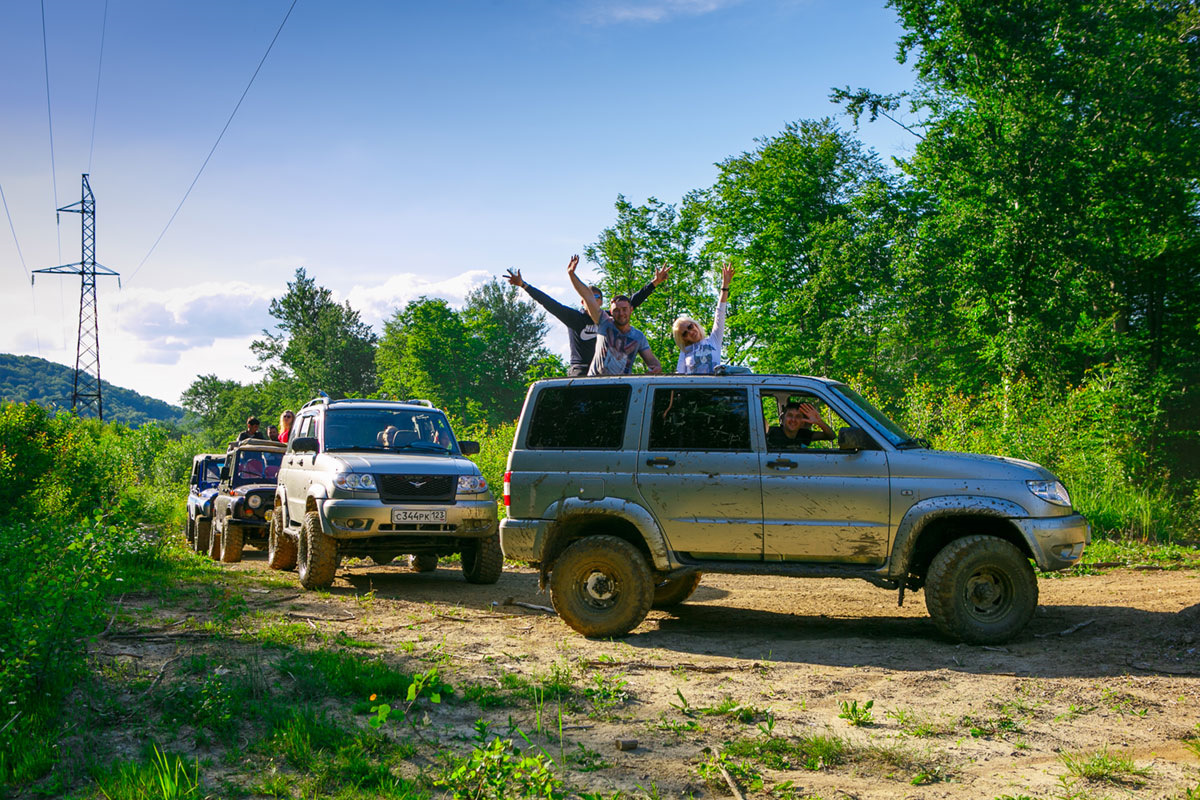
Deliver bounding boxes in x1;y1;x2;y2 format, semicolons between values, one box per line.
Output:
376;298;479;422
461;279;553;423
251;268;378;399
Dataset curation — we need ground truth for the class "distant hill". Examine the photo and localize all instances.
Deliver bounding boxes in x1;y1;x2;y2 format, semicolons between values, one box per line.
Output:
0;353;186;427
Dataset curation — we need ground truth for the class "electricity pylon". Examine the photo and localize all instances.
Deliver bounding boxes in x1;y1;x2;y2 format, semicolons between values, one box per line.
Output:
33;174;120;420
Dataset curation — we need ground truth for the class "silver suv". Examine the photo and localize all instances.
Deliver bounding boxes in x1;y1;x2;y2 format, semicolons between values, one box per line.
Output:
271;397;501;589
500;374;1090;644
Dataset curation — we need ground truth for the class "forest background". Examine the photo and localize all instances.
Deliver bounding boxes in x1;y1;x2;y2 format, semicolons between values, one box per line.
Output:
2;0;1199;789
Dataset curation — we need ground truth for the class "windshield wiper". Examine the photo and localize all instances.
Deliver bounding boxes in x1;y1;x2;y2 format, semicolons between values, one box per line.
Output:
326;445;389;452
393;441;449;452
895;437;932;450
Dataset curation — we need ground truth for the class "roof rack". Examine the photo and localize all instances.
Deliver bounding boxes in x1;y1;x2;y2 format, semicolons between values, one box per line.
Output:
401;398;434;408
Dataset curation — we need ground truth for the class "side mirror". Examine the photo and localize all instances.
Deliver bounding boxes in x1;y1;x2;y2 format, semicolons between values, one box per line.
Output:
458;440;480;456
291;436;320;454
838;427;876;452
219;466;230;480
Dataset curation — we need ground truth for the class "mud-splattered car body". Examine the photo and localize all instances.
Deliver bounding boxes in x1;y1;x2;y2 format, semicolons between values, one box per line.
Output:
501;374;1090;644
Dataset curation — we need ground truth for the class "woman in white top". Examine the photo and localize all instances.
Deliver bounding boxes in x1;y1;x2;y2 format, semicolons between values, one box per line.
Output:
672;261;735;374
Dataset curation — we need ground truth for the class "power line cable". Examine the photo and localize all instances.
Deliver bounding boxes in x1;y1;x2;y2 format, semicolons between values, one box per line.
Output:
41;0;62;263
88;0;110;175
126;0;300;283
2;182;44;356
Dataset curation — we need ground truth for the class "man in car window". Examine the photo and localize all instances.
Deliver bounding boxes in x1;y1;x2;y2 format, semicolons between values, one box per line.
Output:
767;402;835;450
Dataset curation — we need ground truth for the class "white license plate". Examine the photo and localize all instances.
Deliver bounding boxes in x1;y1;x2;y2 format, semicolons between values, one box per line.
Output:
392;509;447;523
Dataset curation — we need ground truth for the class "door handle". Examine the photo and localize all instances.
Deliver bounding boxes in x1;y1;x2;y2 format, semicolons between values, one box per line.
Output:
645;457;676;468
767;458;798;470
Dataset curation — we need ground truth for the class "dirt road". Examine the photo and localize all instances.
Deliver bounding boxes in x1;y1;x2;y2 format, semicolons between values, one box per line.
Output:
206;551;1200;799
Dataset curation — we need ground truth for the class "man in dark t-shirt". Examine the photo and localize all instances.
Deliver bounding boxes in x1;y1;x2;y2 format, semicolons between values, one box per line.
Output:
505;258;670;376
766;402;836;450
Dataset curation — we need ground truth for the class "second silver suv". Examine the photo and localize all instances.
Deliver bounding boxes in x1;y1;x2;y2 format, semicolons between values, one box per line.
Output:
501;374;1090;644
272;397;501;589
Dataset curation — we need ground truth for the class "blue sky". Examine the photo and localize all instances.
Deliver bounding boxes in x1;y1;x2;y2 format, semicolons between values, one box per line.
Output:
1;0;918;405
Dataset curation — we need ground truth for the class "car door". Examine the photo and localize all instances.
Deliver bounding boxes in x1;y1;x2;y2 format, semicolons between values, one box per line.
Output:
635;385;763;559
757;388;891;564
285;411;320;525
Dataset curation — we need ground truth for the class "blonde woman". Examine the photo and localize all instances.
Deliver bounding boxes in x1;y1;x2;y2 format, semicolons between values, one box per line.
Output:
673;261;734;374
278;410;295;444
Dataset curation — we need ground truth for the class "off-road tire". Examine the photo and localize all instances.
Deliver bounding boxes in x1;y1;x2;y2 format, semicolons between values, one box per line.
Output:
652;572;702;609
185;516;195;547
549;535;653;638
370;552;400;566
207;520;223;560
297;510;340;589
267;510;297;571
195;518;211;555
220;522;245;563
408;553;438;573
925;535;1038;645
461;532;503;585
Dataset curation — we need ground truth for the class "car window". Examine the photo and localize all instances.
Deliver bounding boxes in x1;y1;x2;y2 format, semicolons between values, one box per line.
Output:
233;450;284;485
323;408;459;452
760;391;846;451
527;385;630;449
649;388;751;451
294;413;317;441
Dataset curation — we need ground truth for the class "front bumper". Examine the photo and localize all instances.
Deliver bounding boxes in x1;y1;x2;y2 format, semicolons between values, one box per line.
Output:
319;496;498;540
1018;513;1091;571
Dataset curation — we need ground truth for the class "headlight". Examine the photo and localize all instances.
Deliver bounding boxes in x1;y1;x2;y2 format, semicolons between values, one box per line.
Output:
333;472;378;491
457;475;488;493
1027;480;1071;507
248;495;263;509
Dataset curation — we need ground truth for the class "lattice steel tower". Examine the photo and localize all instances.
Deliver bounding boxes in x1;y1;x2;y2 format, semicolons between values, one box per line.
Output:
33;174;120;420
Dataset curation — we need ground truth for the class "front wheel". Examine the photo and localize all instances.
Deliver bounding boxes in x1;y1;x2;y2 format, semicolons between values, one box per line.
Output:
461;533;503;585
408;553;438;573
652;572;702;609
185;515;195;547
550;536;653;638
221;522;244;563
267;510;297;571
297;510;340;589
207;520;223;560
924;535;1038;645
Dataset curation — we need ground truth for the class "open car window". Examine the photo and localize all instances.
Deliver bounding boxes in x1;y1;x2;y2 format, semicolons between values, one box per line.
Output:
759;391;847;452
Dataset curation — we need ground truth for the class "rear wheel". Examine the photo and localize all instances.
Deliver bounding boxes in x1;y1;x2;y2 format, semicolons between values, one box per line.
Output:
267;510;297;570
370;552;401;566
408;553;438;573
195;518;211;555
461;533;503;585
297;510;340;589
550;536;653;638
925;535;1038;645
185;516;195;547
652;572;702;609
207;520;223;560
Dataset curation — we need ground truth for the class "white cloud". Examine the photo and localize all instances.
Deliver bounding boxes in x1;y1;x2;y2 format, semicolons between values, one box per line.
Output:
343;270;493;326
583;0;742;24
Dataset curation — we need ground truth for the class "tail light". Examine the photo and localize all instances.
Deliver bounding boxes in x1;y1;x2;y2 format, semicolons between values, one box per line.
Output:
502;471;511;507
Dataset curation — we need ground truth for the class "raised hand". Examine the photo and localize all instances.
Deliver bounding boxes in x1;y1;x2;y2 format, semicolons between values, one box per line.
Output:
653;262;671;286
721;260;735;291
504;268;525;288
567;254;579;275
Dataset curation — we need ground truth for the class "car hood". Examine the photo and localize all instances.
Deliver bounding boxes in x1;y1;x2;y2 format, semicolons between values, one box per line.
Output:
324;452;480;475
889;449;1057;482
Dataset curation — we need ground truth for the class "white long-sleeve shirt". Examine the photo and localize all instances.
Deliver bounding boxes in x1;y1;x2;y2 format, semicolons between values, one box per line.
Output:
675;299;727;375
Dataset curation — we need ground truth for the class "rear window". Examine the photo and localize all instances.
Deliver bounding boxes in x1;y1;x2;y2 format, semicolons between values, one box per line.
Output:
527;385;631;449
649;387;751;451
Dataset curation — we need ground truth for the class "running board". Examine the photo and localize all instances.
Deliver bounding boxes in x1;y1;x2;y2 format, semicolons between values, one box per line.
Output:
664;559;896;589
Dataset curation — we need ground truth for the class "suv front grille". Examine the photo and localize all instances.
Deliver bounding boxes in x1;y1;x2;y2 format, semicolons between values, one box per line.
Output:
377;474;455;503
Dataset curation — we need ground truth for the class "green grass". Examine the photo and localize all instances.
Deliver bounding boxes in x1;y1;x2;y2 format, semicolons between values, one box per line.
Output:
278;648;453;706
87;745;202;800
723;733;849;771
1060;746;1152;786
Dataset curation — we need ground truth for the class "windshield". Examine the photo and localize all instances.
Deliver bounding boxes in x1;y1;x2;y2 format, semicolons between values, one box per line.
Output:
233;449;283;485
829;384;913;447
197;457;222;489
324;407;458;454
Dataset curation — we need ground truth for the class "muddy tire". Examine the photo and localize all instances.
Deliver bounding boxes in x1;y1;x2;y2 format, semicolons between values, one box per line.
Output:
220;523;245;563
408;553;438;573
652;572;702;609
207;520;223;560
925;535;1038;645
297;510;340;589
370;552;400;566
550;536;653;638
185;516;195;547
195;518;211;555
461;532;503;585
267;510;297;571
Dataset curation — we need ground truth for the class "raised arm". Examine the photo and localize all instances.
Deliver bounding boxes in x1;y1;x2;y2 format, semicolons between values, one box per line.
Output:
505;268;590;330
799;402;835;441
710;261;734;341
567;254;603;323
